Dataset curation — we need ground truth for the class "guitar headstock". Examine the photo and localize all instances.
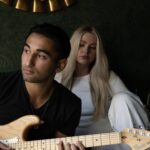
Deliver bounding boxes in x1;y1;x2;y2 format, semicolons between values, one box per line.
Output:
121;128;150;150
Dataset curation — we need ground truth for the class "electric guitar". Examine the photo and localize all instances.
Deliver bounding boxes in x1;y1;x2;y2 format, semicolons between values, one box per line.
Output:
0;115;150;150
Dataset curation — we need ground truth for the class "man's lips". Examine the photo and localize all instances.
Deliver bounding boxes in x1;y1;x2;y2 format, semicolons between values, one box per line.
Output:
23;68;34;74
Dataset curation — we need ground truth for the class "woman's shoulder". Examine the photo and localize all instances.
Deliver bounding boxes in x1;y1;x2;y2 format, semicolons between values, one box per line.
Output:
109;70;121;84
109;70;128;94
55;72;62;83
109;70;118;79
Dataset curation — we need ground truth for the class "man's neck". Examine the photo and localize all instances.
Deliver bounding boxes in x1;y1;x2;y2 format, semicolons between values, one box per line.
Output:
25;79;54;108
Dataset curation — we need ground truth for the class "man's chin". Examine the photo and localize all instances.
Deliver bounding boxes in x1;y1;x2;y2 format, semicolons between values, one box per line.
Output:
23;78;34;83
23;77;43;83
23;76;36;83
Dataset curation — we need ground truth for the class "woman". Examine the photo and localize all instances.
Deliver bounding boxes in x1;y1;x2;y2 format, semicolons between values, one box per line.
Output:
55;26;149;150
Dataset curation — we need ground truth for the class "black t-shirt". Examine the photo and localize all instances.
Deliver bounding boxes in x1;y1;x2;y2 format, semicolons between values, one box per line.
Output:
0;71;81;140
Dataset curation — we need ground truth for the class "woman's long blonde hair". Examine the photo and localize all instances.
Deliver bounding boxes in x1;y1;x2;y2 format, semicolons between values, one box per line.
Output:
61;26;111;119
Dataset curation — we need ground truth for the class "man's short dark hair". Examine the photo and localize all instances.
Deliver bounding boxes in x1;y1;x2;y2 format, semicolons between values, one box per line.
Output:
25;23;71;59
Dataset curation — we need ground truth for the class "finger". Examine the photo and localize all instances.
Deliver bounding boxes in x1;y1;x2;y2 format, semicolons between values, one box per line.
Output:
70;143;79;150
57;141;64;150
0;143;12;150
64;142;71;150
75;141;85;150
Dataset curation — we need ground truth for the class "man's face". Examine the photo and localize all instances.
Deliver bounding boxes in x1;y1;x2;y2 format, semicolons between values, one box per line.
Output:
21;33;59;83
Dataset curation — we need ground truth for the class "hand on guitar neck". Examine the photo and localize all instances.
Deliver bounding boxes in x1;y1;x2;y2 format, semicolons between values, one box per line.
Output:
0;141;85;150
0;137;85;150
56;132;84;150
0;142;12;150
57;141;84;150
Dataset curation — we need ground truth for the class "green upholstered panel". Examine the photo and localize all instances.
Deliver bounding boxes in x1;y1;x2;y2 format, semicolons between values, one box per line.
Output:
0;0;150;103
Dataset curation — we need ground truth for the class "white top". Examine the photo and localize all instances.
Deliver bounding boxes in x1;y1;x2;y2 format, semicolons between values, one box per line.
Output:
55;71;150;150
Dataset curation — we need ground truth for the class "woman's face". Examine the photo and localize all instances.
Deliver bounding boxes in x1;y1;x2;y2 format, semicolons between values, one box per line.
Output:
76;32;97;67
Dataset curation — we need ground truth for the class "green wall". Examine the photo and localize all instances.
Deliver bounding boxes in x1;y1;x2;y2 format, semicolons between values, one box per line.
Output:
0;0;150;104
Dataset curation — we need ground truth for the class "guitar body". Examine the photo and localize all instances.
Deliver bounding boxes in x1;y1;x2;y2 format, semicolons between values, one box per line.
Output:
0;115;40;141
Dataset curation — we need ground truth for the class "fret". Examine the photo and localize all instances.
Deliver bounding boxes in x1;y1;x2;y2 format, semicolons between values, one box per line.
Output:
71;136;79;143
56;138;62;150
55;138;62;144
50;138;56;150
25;142;30;150
109;133;121;144
41;140;46;149
101;133;110;145
37;140;42;149
59;137;66;143
78;136;86;146
85;135;94;147
19;142;22;149
66;137;72;143
30;140;34;150
45;140;51;150
23;141;28;150
33;140;38;150
93;134;101;147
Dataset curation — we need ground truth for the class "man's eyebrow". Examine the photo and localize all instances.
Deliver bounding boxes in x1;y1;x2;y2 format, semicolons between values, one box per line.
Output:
24;43;51;56
24;43;30;48
37;49;51;56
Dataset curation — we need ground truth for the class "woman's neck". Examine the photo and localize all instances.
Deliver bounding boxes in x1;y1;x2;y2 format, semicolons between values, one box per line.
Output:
75;64;90;77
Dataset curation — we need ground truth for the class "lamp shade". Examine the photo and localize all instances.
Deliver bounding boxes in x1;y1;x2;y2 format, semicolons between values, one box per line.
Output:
0;0;76;12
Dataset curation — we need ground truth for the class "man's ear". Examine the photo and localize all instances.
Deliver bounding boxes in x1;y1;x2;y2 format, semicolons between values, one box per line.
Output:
55;59;67;73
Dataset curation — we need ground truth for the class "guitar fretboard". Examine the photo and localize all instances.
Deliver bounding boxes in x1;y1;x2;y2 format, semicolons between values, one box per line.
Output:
9;132;121;150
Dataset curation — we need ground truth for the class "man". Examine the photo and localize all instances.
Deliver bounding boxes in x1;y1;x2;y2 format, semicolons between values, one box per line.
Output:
0;23;84;150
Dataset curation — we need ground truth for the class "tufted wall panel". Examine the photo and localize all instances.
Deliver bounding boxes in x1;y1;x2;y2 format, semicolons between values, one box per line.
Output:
0;0;150;104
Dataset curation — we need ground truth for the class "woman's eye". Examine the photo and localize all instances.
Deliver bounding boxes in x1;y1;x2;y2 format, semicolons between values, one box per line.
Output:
79;44;84;47
90;46;96;50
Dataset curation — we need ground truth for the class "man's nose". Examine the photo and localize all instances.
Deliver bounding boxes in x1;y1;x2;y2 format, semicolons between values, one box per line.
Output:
25;54;35;67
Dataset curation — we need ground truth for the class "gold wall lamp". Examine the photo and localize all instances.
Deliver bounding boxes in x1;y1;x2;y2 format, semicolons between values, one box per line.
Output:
0;0;76;12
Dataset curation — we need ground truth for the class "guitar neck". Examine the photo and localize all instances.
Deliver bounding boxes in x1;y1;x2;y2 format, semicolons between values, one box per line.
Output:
9;132;121;150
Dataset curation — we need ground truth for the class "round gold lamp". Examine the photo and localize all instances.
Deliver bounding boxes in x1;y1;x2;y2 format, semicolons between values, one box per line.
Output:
0;0;76;12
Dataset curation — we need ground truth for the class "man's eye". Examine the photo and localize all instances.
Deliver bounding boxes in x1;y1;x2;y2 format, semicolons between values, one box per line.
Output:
38;54;48;59
24;49;30;54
